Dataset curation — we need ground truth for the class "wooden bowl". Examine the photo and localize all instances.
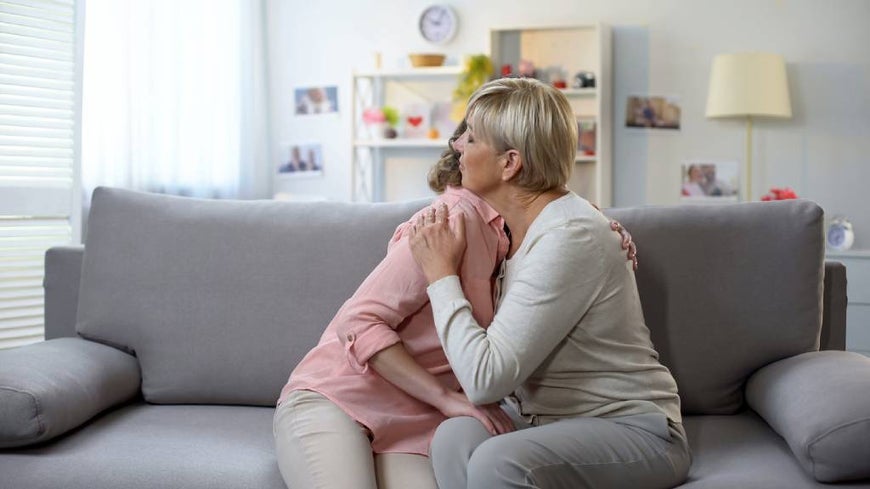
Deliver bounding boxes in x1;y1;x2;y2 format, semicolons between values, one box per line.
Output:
409;53;446;68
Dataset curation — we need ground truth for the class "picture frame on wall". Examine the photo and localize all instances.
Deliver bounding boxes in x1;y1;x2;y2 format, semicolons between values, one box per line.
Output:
277;142;324;177
294;86;338;115
625;95;681;130
680;161;739;203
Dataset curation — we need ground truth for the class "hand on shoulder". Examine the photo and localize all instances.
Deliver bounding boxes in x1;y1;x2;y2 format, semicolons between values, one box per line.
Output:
408;203;467;284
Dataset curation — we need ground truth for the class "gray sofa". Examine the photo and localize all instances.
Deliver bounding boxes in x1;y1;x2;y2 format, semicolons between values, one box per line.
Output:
2;186;869;488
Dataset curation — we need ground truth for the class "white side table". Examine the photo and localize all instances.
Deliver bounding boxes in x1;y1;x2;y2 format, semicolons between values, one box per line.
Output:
827;250;870;356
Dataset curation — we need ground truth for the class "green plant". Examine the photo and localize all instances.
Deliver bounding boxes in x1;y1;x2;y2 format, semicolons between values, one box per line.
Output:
453;54;493;102
382;106;400;127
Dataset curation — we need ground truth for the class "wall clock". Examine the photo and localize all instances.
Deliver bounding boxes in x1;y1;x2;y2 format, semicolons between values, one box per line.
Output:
418;4;458;44
827;217;855;252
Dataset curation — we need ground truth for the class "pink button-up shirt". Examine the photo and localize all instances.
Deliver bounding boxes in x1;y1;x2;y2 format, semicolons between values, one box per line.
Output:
278;186;508;455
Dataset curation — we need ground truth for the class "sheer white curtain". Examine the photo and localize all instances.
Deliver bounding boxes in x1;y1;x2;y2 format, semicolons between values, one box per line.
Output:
82;0;268;202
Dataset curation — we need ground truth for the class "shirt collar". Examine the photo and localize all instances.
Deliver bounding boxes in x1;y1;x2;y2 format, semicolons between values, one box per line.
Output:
443;185;501;225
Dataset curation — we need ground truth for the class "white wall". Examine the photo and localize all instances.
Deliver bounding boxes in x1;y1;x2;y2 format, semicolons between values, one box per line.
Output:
266;0;870;246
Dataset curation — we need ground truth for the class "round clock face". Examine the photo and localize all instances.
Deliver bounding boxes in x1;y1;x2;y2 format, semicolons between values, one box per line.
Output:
827;218;854;251
419;5;458;44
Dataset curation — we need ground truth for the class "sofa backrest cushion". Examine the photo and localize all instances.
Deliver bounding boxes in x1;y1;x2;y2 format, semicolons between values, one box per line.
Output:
77;187;428;406
605;199;824;414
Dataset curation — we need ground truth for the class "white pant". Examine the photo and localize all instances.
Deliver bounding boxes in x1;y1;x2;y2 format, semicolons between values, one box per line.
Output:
273;389;438;489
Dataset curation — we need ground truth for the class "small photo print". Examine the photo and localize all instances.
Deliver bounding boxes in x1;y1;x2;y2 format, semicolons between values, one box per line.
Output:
625;95;681;130
577;118;596;156
681;161;739;202
294;86;338;115
277;143;324;176
430;101;457;140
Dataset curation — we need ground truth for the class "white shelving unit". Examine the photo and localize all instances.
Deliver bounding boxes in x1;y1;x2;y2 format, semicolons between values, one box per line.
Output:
351;66;462;202
351;24;612;204
489;24;612;207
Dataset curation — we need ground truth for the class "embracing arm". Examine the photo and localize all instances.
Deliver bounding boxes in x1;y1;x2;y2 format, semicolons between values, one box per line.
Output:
369;343;513;434
339;206;512;433
427;226;607;404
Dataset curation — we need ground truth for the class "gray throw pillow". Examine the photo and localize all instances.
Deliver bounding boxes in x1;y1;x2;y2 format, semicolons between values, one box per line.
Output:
0;338;140;448
746;350;870;482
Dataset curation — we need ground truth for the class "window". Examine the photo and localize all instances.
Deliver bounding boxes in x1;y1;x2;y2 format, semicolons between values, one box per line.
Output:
81;0;268;201
0;0;83;348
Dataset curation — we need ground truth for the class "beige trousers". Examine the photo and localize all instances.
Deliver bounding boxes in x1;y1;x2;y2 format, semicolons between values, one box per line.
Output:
273;389;438;489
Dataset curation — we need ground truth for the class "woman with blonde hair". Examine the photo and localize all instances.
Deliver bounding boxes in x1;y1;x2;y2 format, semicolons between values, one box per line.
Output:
409;77;691;488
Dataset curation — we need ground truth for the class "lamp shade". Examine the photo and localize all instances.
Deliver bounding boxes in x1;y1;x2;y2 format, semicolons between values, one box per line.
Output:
705;52;792;119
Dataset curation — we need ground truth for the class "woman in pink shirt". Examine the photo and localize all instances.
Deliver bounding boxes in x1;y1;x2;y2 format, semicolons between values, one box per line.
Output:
272;121;635;489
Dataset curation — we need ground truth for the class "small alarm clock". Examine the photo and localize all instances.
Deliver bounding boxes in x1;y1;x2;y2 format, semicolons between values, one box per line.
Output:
826;217;854;251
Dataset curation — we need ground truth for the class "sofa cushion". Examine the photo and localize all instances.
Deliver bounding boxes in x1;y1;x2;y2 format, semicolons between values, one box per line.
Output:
0;338;140;448
0;403;284;489
77;187;428;405
605;200;824;414
746;351;870;483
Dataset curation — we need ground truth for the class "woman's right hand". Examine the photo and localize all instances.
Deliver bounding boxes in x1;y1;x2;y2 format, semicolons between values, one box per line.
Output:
437;391;515;435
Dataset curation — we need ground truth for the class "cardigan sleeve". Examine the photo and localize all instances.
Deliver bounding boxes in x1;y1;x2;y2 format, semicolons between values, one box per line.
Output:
428;223;608;404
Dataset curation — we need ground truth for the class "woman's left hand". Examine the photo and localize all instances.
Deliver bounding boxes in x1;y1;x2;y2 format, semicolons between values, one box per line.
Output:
611;220;638;270
408;203;466;284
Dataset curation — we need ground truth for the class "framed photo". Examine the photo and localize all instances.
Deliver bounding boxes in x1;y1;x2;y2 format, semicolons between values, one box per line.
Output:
402;103;430;139
625;95;681;130
577;118;596;155
294;86;338;115
277;143;324;177
680;161;739;203
430;101;457;139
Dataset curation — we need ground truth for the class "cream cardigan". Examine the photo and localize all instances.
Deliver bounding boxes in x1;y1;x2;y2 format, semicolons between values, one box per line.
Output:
428;192;682;425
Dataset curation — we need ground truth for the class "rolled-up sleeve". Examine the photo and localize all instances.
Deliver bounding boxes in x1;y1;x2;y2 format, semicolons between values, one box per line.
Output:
334;222;431;372
335;196;502;374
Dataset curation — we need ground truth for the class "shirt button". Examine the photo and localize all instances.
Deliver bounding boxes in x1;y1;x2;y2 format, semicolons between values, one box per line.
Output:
346;333;354;342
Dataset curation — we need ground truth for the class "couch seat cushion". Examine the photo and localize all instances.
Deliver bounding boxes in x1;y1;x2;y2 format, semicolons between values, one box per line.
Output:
0;402;284;489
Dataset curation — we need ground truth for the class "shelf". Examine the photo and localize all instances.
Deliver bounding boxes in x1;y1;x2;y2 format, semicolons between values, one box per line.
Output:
353;139;448;148
561;88;597;97
489;23;611;207
353;66;463;78
827;249;870;259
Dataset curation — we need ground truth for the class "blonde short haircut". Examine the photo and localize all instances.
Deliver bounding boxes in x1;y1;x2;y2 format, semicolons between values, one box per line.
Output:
466;77;577;192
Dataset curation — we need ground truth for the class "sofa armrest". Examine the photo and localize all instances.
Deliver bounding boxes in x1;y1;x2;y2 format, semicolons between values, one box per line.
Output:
0;338;140;448
821;260;847;351
44;245;85;340
746;351;870;483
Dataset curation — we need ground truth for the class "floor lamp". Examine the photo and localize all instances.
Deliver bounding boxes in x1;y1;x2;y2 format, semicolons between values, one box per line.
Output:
705;53;792;201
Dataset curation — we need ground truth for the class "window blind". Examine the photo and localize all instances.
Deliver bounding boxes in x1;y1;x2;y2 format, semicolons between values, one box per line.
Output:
0;0;82;349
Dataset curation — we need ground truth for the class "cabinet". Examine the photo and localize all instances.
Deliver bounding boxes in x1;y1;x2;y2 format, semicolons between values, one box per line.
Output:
489;24;612;207
351;66;462;202
827;250;870;357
